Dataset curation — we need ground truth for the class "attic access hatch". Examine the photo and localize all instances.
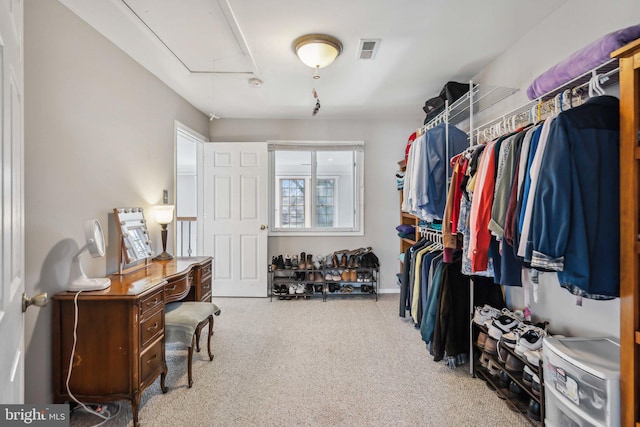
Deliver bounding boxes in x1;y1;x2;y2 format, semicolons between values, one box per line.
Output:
357;39;380;60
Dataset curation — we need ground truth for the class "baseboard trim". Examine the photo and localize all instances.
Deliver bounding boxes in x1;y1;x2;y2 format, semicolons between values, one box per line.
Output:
378;288;400;294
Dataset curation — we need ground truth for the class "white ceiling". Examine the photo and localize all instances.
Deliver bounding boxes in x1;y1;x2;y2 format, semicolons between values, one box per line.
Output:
58;0;567;120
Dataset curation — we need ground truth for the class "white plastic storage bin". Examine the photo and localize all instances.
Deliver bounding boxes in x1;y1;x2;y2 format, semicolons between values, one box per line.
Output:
543;337;620;427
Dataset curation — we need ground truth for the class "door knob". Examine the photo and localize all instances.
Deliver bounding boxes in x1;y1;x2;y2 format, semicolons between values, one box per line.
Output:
22;292;48;313
260;224;268;230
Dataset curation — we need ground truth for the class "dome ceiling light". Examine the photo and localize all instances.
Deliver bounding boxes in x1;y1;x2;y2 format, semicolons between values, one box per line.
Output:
292;34;343;79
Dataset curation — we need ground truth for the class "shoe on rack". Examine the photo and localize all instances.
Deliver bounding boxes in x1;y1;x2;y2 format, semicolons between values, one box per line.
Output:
484;336;498;355
514;327;546;356
289;284;296;295
497;340;509;364
284;254;292;269
487;359;501;377
271;256;278;271
314;284;323;293
332;254;339;268
497;370;510;388
307;272;314;282
527;398;541;422
501;323;532;348
324;271;333;281
531;374;541;397
339;254;347;268
349;269;357;282
472;304;502;327
488;314;520;340
476;332;488;349
315;272;323;283
357;272;364;282
346;255;355;268
508;381;524;399
363;273;372;282
332;270;341;281
305;283;314;293
361;285;369;293
505;354;524;373
341;269;350;281
276;255;285;270
522;365;534;387
523;349;542;366
296;283;305;294
479;351;490;368
292;255;299;269
299;252;306;269
272;284;281;296
307;254;314;269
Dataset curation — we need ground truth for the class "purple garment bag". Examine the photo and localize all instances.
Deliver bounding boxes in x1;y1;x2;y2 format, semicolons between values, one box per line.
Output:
526;24;640;100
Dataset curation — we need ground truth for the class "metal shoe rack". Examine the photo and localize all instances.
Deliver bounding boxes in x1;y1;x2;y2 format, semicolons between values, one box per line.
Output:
472;322;545;425
268;264;379;302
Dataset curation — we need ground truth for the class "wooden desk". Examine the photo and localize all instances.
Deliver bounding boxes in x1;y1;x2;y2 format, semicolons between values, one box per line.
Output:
51;256;212;427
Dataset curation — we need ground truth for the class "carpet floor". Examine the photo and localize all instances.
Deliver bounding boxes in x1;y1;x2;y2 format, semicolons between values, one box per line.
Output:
69;294;531;426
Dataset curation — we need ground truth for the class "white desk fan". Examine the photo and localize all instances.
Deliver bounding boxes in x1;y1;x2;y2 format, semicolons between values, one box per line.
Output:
67;219;111;292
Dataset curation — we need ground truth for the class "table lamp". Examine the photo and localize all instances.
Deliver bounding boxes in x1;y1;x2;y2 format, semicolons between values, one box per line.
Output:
154;204;175;260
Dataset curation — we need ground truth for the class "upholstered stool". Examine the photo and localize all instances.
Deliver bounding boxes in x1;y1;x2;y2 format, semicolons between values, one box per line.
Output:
164;301;221;387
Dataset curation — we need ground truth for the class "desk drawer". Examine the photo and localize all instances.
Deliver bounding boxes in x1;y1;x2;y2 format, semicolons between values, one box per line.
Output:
140;309;164;348
165;273;191;303
200;262;212;280
140;289;164;317
140;336;164;386
200;276;212;300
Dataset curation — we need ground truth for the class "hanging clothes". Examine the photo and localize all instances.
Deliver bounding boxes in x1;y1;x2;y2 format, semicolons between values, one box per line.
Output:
529;95;620;298
440;94;620;299
402;123;469;221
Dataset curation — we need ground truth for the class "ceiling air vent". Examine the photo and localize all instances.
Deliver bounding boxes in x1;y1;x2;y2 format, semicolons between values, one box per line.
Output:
357;39;380;60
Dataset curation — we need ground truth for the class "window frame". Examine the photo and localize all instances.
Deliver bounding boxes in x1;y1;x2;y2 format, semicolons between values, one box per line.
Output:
278;177;307;228
268;141;364;236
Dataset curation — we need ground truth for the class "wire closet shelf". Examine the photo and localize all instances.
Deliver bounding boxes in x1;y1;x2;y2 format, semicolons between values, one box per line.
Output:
473;58;620;144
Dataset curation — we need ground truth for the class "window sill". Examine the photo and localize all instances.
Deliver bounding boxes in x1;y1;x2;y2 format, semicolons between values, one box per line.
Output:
269;229;364;237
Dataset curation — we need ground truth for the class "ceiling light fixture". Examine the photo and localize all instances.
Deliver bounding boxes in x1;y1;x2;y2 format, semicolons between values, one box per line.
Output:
248;77;263;88
292;34;343;79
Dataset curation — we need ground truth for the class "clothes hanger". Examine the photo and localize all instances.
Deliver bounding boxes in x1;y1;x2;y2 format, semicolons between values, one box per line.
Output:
562;89;572;110
594;73;605;95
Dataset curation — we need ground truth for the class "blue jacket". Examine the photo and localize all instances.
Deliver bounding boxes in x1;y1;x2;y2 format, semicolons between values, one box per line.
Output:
529;95;619;298
416;123;469;221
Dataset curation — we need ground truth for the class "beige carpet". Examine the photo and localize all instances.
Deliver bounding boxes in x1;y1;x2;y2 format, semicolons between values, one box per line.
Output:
70;294;531;426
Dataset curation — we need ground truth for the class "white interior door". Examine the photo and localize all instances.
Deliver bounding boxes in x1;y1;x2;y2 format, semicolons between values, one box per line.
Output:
203;143;268;297
0;0;25;404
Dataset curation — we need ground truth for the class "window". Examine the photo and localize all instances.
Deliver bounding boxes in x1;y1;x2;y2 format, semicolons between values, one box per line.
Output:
315;178;335;227
269;142;364;235
279;178;305;228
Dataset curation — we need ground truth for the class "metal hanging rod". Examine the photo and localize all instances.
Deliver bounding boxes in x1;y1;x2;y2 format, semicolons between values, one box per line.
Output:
474;58;619;137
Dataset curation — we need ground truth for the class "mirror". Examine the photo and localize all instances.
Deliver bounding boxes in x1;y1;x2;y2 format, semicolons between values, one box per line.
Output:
113;208;154;267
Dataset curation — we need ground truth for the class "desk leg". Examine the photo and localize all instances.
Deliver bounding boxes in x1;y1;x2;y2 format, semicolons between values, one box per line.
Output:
131;393;141;427
160;364;168;393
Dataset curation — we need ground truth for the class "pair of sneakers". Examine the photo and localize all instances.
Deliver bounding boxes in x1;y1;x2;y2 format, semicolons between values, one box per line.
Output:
487;310;524;340
324;270;341;281
288;283;305;295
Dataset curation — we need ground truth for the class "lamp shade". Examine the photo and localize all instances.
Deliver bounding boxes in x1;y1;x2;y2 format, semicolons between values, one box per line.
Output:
293;34;343;69
154;204;175;225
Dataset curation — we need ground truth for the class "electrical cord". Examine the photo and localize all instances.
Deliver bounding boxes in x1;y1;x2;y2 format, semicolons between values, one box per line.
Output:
66;290;121;426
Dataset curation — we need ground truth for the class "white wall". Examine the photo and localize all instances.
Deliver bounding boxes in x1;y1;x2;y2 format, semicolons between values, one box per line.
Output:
470;0;640;337
24;0;209;403
209;117;421;293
